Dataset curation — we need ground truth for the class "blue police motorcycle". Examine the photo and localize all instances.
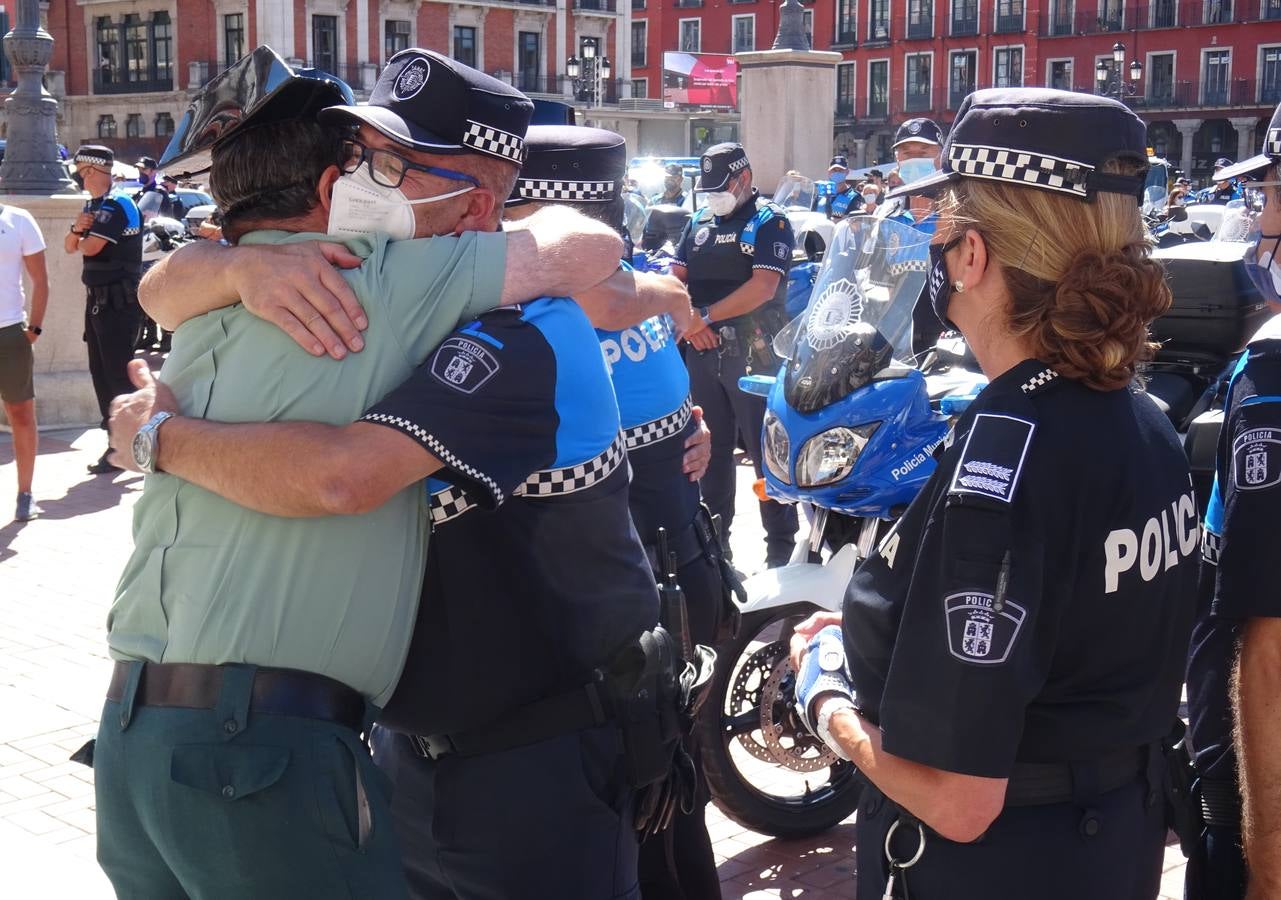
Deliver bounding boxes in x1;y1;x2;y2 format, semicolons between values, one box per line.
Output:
697;216;986;838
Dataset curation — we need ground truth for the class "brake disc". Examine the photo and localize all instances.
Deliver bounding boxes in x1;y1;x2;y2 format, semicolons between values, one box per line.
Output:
728;640;839;772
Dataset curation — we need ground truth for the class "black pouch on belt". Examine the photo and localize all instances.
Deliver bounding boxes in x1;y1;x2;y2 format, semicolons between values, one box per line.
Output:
601;625;684;792
1162;718;1201;858
692;503;744;641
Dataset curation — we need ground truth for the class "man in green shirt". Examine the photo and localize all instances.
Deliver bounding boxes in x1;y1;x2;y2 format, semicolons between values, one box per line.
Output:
91;48;662;900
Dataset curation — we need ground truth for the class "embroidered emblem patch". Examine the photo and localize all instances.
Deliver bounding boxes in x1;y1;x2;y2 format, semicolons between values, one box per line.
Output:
702;157;712;172
393;57;431;101
773;241;789;260
944;592;1027;665
1233;426;1281;491
693;226;711;247
430;336;500;394
949;413;1034;503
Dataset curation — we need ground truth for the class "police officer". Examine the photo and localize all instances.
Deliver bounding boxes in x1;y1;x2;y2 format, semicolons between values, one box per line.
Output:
1185;104;1281;900
134;155;167;222
826;155;862;220
789;89;1197;899
653;162;688;207
506;123;726;900
65;144;143;474
1195;158;1246;205
673;143;799;567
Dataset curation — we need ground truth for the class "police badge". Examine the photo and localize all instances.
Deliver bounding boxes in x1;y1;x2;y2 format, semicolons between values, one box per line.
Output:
393;57;431;101
944;591;1027;664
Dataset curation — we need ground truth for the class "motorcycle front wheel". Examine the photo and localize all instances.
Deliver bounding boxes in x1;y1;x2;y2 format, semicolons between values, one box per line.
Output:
697;602;862;839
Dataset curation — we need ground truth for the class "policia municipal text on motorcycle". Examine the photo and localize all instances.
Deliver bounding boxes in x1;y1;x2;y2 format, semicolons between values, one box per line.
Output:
1186;99;1281;900
788;88;1198;899
672;143;799;568
505;123;732;900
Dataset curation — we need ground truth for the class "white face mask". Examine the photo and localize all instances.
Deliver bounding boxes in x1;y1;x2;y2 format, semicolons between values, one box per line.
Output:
897;157;938;186
862;192;878;205
707;191;739;217
327;165;475;241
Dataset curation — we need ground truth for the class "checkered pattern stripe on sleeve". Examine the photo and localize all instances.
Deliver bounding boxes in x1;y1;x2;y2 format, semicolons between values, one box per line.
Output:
1019;367;1058;395
1202;526;1221;565
429;484;478;526
517;179;616;202
624;397;692;450
1267;128;1281;157
949;144;1089;198
463;120;526;164
515;432;627;497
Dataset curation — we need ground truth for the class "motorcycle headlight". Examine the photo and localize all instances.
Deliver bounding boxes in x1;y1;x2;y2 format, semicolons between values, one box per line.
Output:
795;423;879;488
763;410;791;485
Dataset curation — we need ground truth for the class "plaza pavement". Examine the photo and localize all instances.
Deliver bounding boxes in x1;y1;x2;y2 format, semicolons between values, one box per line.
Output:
0;417;1191;899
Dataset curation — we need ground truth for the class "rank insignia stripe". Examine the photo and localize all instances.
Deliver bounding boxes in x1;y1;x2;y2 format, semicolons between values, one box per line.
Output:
948;413;1035;504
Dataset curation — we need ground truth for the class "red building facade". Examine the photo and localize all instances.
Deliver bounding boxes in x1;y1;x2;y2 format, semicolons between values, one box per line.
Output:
631;0;1281;177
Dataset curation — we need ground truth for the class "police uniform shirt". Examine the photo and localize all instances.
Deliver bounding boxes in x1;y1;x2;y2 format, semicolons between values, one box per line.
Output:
367;298;661;737
842;360;1197;777
829;184;861;218
1187;316;1281;779
82;194;143;286
673;190;794;316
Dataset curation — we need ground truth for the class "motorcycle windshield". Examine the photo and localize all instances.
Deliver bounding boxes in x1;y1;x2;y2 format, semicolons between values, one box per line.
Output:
1141;184;1168;218
774;175;816;211
773;218;933;412
1214;199;1254;244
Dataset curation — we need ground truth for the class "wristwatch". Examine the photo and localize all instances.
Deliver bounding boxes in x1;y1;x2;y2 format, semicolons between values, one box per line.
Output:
132;411;174;475
26;324;41;335
698;306;714;328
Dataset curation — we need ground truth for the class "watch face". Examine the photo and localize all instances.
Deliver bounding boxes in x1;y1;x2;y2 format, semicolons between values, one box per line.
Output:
132;428;152;472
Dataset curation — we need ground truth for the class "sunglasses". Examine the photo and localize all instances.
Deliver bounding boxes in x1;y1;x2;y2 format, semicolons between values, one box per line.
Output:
340;140;480;191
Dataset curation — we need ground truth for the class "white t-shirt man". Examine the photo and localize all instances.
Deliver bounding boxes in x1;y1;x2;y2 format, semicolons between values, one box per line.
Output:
0;205;47;328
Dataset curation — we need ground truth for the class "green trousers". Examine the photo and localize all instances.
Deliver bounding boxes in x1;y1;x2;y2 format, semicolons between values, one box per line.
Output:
93;662;407;900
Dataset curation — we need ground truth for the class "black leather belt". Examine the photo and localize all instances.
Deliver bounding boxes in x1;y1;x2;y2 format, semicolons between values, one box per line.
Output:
409;682;609;761
1004;747;1148;807
106;660;366;733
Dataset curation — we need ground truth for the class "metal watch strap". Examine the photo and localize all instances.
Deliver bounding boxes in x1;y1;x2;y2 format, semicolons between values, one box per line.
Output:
136;411;174;474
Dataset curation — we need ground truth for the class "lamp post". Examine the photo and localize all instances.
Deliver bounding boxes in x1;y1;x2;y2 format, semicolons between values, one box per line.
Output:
0;0;77;194
567;42;611;107
1095;41;1143;102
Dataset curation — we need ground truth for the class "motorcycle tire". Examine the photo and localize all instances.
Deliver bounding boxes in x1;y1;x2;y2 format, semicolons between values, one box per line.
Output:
697;602;862;839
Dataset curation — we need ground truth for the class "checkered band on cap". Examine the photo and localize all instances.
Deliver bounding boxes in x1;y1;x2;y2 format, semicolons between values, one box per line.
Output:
75;150;112;167
514;432;627;497
728;156;749;174
1267;128;1281;157
429;484;477;526
517;179;616;202
625;397;692;450
949;144;1090;198
463;120;525;164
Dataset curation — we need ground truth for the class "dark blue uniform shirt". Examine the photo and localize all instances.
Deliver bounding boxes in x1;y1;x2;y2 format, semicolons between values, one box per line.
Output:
82;195;143;286
365;299;661;737
843;360;1197;778
1188;315;1281;781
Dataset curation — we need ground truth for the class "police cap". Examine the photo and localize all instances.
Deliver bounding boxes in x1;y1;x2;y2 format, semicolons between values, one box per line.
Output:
829;155;850;171
507;125;626;207
888;88;1148;204
74;145;114;169
696;142;749;191
321;49;534;166
893;118;943;148
664;163;683;176
160;46;354;178
135;156;158;171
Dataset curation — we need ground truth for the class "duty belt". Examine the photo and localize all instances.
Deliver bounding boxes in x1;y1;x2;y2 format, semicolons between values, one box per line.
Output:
1003;746;1148;807
625;397;692;451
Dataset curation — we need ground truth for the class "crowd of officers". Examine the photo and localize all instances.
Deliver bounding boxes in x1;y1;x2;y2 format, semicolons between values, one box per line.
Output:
1;35;1272;900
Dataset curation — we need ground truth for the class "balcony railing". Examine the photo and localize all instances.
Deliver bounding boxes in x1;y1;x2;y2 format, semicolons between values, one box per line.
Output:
905;14;933;38
1042;0;1280;34
1152;0;1178;24
574;0;616;10
632;0;645;8
904;88;932;112
1097;77;1262;109
949;84;977;109
832;27;858;46
866;17;891;43
93;71;173;95
951;14;979;33
865;96;890;121
994;11;1024;30
836;99;856;119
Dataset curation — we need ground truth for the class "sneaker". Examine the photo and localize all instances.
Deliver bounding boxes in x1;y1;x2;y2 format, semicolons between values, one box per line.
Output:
14;492;39;521
87;451;121;475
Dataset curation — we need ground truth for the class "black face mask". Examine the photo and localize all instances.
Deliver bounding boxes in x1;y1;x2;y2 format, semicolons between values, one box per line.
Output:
927;235;964;330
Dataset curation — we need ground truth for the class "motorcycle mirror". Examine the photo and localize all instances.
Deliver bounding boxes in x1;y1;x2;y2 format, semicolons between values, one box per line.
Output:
1171;206;1189;222
1192;222;1213;241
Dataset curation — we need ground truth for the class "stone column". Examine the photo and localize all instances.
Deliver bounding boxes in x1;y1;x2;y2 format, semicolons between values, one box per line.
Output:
1230;116;1259;160
1174;119;1200;173
852;138;867;169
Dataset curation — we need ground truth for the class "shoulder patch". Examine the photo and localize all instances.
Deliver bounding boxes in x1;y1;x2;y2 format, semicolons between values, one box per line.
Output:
1233;426;1281;491
94;208;114;223
430;335;501;394
949;413;1035;504
944;591;1027;664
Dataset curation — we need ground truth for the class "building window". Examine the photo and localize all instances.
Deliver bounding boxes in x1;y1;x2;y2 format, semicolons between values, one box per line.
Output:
153;12;172;84
96;17;119;87
98;115;117;138
126;113;143;138
313;15;339;72
1263;47;1281;104
1203;49;1230;105
632;77;648;98
835;0;856;44
385;20;411;62
1047;0;1073;34
1048;58;1072;91
905;53;931;112
1099;0;1122;29
869;58;889;118
994;47;1022;87
907;0;932;39
1152;0;1177;27
453;26;477;68
868;0;890;41
1149;52;1175;103
124;14;149;83
995;0;1023;31
803;9;814;46
95;12;175;93
224;13;244;69
949;50;975;109
518;31;541;92
732;16;755;52
836;62;855;116
1206;0;1233;24
679;19;701;52
1266;0;1281;19
631;21;646;67
155;111;174;137
951;0;978;35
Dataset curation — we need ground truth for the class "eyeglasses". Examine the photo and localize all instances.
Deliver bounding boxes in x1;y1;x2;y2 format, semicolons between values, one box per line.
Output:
340;139;480;191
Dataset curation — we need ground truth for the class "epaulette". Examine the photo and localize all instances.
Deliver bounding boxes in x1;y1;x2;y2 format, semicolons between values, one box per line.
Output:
754;197;786;221
947;370;1053;506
